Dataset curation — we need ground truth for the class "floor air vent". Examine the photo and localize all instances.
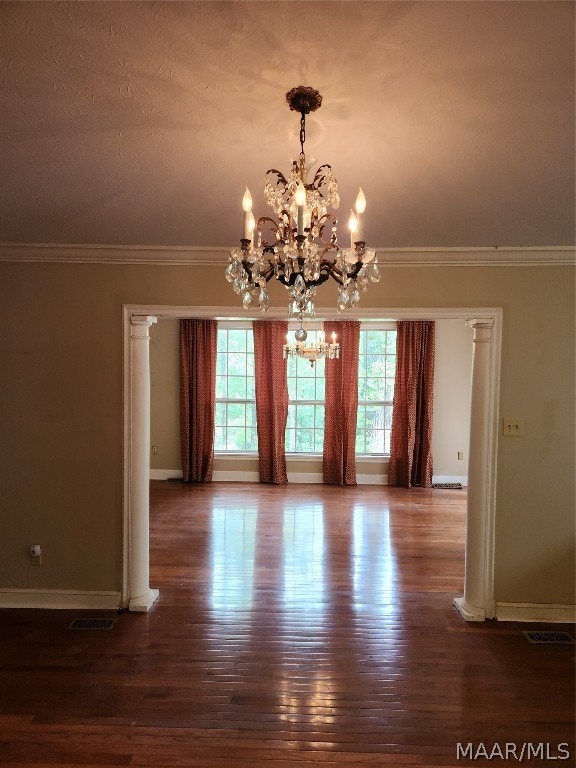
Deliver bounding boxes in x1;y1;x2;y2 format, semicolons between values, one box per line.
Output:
67;617;118;631
522;630;574;644
432;483;463;489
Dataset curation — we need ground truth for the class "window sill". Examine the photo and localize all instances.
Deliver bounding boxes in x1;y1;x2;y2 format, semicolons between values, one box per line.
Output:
214;452;389;461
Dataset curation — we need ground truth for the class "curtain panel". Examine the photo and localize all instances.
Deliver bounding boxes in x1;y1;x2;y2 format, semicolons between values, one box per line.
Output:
322;320;360;485
388;320;435;488
179;319;217;483
253;320;289;484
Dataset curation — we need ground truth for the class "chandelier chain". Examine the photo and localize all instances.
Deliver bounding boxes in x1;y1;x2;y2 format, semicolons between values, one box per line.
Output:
299;112;306;158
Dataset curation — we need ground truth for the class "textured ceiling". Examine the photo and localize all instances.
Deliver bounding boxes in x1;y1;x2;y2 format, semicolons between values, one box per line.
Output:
1;1;574;249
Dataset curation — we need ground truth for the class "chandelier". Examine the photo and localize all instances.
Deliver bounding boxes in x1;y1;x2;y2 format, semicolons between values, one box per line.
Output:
225;86;380;323
283;327;340;367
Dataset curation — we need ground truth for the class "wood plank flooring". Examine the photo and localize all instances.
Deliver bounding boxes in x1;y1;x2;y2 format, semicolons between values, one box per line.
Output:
0;482;574;766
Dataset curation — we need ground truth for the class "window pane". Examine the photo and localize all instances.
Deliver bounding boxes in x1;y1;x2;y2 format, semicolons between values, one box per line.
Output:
214;426;226;451
296;405;315;428
227;426;247;450
215;402;226;426
229;353;247;377
365;429;385;454
246;427;257;452
227;376;247;400
216;352;227;376
217;329;228;352
216;375;227;399
246;402;256;428
285;427;296;453
287;377;297;400
296;429;315;453
228;330;247;352
227;402;245;424
366;330;387;353
314;429;324;453
297;377;316;400
384;405;393;428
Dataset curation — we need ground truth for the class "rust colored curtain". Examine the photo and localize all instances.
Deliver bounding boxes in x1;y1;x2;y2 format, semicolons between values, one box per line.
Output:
322;320;360;485
179;319;217;483
388;321;435;488
253;320;289;484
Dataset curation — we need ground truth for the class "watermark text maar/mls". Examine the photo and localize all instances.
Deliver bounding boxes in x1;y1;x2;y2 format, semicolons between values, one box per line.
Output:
457;742;571;761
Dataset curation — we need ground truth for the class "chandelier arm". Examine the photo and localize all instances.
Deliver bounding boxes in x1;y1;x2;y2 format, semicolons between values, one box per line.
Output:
316;214;339;246
258;263;277;283
312;163;334;189
265;169;289;188
256;216;283;248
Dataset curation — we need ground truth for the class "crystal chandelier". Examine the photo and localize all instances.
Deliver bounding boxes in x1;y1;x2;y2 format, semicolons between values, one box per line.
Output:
283;327;340;367
225;86;380;322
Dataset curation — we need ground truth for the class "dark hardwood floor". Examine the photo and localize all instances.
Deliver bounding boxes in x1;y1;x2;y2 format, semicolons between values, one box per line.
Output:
0;482;574;766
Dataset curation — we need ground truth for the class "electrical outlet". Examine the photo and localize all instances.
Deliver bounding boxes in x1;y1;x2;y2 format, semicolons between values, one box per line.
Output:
503;418;524;436
152;446;158;455
457;451;464;461
29;544;42;566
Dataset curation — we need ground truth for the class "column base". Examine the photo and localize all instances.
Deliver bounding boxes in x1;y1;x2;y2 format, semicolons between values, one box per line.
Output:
129;588;159;613
453;596;486;622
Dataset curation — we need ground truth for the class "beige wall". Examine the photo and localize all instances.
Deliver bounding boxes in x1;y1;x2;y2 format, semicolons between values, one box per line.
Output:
150;319;181;472
0;260;573;607
432;320;473;479
149;318;472;481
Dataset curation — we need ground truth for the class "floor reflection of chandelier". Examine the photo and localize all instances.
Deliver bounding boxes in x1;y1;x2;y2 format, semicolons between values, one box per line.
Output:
226;85;380;323
283;327;340;367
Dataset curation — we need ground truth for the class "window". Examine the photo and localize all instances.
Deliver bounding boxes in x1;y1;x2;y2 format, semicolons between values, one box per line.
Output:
286;329;326;453
286;325;396;455
214;322;396;456
214;325;257;452
356;328;396;455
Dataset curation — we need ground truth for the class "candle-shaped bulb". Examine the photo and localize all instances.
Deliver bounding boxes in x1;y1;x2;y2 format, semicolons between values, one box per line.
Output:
355;187;366;214
354;188;365;242
243;188;253;240
349;210;358;234
295;183;306;206
349;209;358;247
332;331;337;343
295;183;306;237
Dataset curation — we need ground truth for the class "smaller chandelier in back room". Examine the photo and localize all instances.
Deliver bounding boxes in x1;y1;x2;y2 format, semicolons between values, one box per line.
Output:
225;86;380;322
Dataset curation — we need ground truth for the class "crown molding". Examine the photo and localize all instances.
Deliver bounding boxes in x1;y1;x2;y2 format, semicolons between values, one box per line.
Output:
0;243;573;266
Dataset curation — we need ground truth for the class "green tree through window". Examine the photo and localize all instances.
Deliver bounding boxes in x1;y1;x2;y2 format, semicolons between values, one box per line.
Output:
214;323;396;455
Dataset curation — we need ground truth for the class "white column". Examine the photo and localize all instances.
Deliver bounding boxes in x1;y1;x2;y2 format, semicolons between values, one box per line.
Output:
454;319;495;621
128;315;159;612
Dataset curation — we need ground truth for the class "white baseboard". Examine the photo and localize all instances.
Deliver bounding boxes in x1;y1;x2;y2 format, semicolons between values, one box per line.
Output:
0;589;121;610
432;475;468;486
356;473;388;485
495;601;576;623
151;469;388;484
287;471;323;483
212;470;260;482
150;468;183;480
